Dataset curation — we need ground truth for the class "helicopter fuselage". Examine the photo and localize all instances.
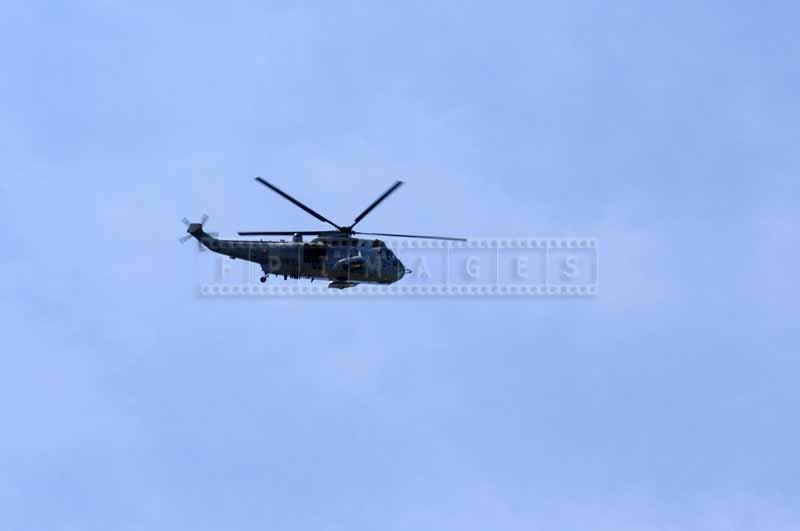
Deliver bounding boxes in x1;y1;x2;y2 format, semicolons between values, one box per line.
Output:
189;226;405;287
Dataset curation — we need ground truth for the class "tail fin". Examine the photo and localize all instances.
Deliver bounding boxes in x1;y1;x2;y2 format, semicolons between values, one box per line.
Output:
186;223;207;238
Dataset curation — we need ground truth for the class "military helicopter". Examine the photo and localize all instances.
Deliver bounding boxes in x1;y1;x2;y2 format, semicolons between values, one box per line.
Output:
182;178;466;289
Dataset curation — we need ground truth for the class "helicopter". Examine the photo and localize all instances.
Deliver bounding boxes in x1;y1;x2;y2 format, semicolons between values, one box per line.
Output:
182;178;466;289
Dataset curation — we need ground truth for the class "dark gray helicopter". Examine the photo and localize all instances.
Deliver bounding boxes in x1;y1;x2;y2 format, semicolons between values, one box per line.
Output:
182;178;466;289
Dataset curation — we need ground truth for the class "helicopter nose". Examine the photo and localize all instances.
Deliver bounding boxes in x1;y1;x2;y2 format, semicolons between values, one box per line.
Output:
397;262;406;280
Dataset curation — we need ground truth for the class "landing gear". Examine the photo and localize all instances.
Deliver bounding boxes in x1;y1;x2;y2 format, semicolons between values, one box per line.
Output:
260;276;267;283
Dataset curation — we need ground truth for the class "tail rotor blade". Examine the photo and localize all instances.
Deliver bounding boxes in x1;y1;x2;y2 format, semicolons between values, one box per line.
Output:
182;217;191;227
179;234;192;244
201;214;209;225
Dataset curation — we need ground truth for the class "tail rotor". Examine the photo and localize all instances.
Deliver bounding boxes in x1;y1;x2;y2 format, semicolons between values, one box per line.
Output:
179;214;213;245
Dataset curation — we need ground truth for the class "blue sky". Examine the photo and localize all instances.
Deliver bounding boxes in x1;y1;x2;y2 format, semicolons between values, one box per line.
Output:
1;2;799;530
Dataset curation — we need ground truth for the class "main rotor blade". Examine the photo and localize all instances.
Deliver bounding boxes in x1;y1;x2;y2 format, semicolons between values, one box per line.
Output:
355;231;467;242
254;177;341;231
350;180;404;229
238;231;325;236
